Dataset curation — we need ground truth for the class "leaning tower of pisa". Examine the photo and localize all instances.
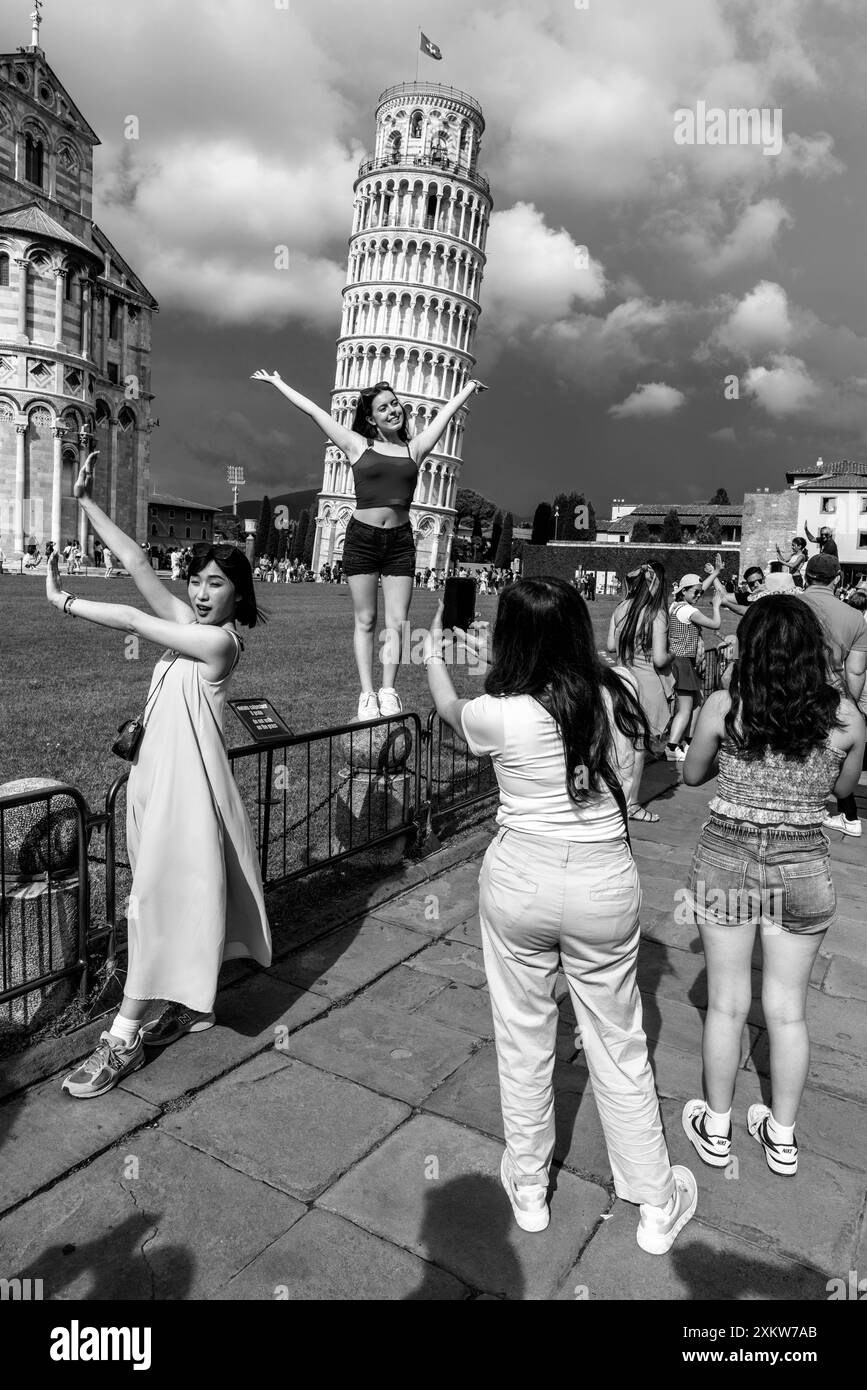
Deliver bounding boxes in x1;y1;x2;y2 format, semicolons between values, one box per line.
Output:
311;81;492;574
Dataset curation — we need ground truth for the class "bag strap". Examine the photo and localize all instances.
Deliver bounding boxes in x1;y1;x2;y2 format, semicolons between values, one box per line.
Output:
141;654;180;728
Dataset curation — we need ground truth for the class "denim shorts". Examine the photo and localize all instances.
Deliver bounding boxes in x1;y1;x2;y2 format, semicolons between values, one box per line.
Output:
342;517;416;578
686;814;836;935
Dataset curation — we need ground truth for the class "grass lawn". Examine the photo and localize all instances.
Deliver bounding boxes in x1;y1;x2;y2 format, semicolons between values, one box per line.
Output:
0;574;738;812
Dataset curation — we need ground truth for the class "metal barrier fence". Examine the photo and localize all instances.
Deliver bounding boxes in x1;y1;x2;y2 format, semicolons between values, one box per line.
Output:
0;782;91;1022
1;653;730;1019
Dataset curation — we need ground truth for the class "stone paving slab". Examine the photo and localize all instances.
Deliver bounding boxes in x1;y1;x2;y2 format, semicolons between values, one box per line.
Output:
211;1209;468;1301
271;916;427;1001
416;980;496;1040
0;1128;304;1300
422;1044;614;1186
118;977;331;1106
279;997;481;1106
363;963;449;1012
370;870;480;937
159;1050;410;1202
444;914;483;947
746;1031;867;1102
555;1206;830;1301
660;1097;865;1273
0;1075;159;1215
408;939;489;988
318;1112;611;1300
822;954;867;1005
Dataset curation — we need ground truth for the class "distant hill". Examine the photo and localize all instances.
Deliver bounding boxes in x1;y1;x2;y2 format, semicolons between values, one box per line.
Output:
217;488;320;520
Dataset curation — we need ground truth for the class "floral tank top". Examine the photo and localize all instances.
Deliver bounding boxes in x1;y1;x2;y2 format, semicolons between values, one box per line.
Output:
710;738;846;826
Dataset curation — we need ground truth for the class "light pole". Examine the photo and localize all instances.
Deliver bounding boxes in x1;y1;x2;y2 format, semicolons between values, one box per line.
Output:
227;466;245;517
553;505;560;541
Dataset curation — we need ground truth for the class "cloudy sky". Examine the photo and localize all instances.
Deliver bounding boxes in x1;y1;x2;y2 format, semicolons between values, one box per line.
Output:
14;0;867;520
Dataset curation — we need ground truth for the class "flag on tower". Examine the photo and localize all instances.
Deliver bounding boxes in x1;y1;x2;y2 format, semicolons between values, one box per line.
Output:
420;33;443;61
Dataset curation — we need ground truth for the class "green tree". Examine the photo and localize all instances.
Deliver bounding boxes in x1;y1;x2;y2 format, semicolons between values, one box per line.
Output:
291;509;309;562
531;502;553;545
708;488;730;505
553;491;596;540
494;511;514;568
490;508;504;560
302;511;316;567
254;495;271;560
630;519;653;543
454;487;496;528
695;513;723;544
660;508;683;543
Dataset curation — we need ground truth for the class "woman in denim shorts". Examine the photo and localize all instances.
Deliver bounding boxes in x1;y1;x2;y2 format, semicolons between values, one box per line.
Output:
681;597;864;1176
253;368;486;720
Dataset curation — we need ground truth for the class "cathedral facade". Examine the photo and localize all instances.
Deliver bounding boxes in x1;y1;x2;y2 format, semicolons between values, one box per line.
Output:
312;81;492;574
0;14;157;556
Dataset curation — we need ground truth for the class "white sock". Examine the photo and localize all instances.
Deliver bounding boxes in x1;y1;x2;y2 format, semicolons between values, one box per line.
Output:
704;1104;731;1137
108;1013;140;1046
767;1112;795;1145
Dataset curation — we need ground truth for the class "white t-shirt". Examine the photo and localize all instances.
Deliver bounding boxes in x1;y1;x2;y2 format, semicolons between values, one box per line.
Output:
460;691;634;841
671;602;700;625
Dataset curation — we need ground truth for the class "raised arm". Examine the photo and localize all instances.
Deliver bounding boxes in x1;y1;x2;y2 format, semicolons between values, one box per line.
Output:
73;455;192;623
410;379;486;464
804;522;817;544
688;590;723;631
699;555;725;594
251;370;366;461
46;555;235;678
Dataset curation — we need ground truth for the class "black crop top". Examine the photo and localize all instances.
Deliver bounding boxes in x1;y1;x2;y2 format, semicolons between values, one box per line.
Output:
351;444;419;510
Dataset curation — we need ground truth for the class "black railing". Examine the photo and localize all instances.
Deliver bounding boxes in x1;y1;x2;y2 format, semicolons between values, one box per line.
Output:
357;154;490;199
376;82;485;120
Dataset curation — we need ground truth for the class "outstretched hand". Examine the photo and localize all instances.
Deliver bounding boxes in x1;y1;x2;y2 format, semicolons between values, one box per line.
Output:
471;379;488;394
74;452;98;499
46;551;64;606
251;369;283;386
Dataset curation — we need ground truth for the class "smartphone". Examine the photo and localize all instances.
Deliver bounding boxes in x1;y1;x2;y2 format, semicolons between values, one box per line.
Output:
442;576;477;632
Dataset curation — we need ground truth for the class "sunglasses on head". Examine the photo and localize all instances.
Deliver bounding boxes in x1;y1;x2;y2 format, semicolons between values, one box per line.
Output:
191;542;237;561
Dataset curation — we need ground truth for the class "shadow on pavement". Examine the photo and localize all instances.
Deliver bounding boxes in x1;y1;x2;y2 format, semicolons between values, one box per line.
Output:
404;1174;522;1300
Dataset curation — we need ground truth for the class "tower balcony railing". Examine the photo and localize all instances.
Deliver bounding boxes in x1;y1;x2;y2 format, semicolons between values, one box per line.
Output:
357;153;490;199
376;81;485;120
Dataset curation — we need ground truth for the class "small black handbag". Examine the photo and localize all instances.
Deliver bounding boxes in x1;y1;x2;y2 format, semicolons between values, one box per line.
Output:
112;656;179;762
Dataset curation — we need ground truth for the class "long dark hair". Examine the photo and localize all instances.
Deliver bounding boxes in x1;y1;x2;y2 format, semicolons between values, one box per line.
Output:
616;562;668;665
350;381;410;443
484;577;650;804
187;544;264;628
725;596;840;759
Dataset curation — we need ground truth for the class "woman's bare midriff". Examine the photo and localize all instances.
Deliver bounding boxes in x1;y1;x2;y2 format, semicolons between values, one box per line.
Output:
352;506;410;529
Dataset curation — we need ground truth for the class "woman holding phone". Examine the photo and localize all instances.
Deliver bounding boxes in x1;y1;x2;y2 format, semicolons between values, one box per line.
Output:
253;369;487;719
47;454;271;1099
423;578;697;1251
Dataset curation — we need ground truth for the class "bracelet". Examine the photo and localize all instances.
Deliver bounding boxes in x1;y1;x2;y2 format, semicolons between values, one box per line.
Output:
424;654;447;667
62;593;77;615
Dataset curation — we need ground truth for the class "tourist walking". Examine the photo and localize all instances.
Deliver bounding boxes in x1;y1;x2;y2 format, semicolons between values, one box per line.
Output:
424;577;697;1250
253;368;487;719
682;596;864;1176
47;453;272;1099
607;561;674;822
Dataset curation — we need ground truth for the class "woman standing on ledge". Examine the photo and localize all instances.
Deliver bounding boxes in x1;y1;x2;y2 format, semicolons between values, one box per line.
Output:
46;454;272;1100
253;370;486;719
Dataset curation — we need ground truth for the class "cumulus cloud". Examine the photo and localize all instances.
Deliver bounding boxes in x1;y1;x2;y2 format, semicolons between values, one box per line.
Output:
707;281;796;359
742;354;819;415
708;426;738;443
609;382;687;419
481;202;606;340
652;199;793;277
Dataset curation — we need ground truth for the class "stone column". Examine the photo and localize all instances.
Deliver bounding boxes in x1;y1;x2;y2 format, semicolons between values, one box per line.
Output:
100;290;109;373
16;259;28;340
54;268;65;347
79;430;93;554
109;416;119;520
14;423;26;551
79;279;91;359
51;424;65;547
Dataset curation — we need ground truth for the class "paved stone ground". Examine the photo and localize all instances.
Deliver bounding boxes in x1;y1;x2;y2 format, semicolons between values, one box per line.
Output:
0;767;865;1301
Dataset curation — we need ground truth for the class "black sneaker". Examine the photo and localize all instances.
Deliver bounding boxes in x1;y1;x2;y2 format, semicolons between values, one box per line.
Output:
747;1104;798;1176
681;1099;732;1168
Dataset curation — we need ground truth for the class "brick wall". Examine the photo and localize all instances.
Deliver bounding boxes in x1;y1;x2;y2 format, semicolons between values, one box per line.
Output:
739;491;800;573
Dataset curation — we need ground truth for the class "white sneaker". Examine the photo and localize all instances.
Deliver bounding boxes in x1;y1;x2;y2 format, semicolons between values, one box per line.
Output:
377;687;403;717
747;1104;798;1176
499;1151;549;1233
636;1165;697;1254
357;692;379;721
822;813;862;837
